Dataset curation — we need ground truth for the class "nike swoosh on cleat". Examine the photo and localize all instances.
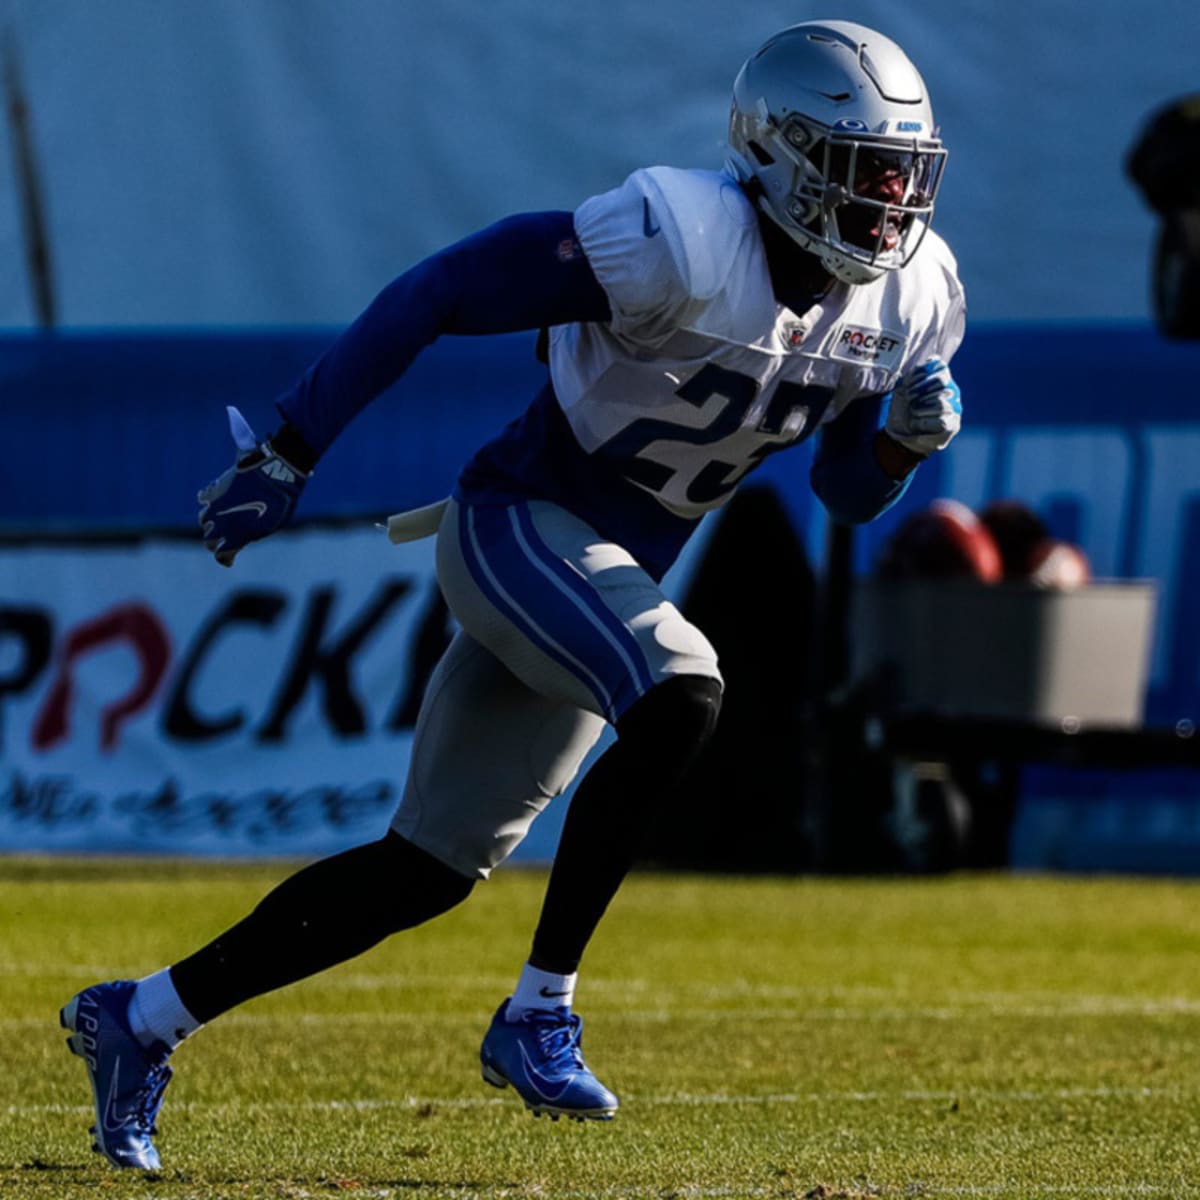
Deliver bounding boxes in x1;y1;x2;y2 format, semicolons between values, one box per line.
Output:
102;1058;132;1133
642;197;661;238
517;1043;576;1102
215;501;268;519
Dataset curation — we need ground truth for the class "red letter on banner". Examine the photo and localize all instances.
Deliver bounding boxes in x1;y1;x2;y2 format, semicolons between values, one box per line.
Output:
32;604;171;752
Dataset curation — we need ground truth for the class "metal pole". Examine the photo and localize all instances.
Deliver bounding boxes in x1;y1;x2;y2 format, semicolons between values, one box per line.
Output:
804;517;858;870
4;26;57;329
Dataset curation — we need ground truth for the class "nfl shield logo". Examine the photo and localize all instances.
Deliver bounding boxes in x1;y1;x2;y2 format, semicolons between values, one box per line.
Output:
784;323;807;348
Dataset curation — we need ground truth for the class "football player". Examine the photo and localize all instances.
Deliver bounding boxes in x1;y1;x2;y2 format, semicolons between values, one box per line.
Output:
61;20;964;1167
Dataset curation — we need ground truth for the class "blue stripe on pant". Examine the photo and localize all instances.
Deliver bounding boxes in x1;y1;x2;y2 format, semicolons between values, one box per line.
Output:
457;502;652;723
509;503;658;697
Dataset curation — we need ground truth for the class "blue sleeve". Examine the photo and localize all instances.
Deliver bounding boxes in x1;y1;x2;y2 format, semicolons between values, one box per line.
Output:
276;211;612;457
809;393;914;524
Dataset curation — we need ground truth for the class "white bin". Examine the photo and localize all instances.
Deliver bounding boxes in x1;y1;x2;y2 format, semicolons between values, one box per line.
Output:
851;580;1158;728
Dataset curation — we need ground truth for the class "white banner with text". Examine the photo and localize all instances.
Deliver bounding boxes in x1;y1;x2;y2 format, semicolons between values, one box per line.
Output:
0;526;450;856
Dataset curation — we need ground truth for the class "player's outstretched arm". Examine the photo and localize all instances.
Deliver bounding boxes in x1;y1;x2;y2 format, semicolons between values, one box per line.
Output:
277;211;612;458
196;211;612;566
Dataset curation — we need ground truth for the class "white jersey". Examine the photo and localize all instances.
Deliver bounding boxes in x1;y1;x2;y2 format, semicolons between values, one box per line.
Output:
552;166;966;520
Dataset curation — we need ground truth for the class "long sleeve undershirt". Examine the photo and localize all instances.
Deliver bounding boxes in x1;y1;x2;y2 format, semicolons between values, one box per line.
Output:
277;212;612;456
811;394;914;523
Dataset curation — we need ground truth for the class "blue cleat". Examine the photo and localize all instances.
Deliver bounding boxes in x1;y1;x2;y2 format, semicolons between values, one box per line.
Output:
60;981;173;1170
479;998;618;1121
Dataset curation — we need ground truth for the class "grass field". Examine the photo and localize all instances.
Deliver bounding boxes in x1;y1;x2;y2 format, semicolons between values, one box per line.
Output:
2;859;1200;1200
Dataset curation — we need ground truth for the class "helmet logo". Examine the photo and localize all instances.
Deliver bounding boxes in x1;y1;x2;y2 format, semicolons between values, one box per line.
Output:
833;118;870;132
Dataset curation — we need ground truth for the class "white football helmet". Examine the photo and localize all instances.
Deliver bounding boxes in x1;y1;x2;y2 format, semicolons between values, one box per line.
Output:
727;20;947;285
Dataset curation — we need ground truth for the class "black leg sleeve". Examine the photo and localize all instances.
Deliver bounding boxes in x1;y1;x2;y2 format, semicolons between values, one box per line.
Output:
170;831;474;1023
529;674;722;975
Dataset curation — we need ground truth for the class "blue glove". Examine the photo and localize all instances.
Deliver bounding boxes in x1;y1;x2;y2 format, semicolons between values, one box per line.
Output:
884;357;962;457
197;407;311;567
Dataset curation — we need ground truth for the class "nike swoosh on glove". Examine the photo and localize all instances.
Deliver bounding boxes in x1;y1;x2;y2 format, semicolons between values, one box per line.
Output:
884;357;962;457
197;406;311;567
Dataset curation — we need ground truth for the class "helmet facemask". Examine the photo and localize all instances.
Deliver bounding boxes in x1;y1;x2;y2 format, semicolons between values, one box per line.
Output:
781;118;946;283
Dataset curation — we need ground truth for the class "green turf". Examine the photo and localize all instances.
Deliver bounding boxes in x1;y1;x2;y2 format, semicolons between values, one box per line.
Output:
2;858;1199;1199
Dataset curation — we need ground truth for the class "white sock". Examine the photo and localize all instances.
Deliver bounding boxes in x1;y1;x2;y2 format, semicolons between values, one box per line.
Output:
506;963;577;1020
127;968;204;1050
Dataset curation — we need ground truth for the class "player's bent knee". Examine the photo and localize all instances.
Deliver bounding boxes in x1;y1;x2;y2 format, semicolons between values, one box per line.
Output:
616;674;723;760
376;831;476;930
